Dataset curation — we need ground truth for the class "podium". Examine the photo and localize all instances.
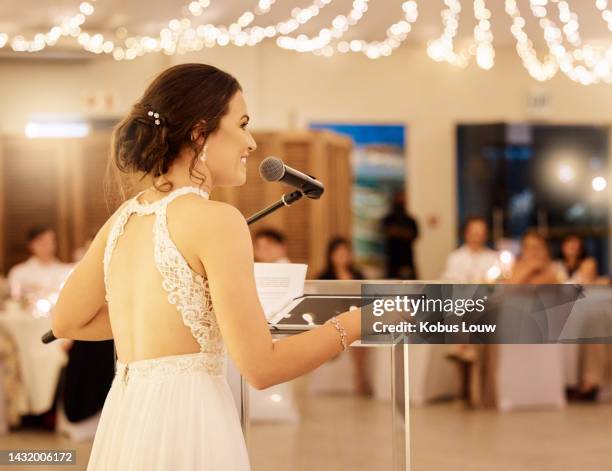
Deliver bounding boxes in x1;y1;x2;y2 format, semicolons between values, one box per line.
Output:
226;280;411;471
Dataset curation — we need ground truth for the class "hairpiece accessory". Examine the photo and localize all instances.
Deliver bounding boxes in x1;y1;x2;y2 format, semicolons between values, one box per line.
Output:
147;110;161;126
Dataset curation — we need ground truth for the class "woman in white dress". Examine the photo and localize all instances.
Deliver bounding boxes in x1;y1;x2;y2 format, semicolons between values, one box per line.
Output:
51;64;361;470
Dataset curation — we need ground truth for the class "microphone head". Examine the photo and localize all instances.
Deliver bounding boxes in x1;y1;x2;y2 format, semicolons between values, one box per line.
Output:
259;156;285;182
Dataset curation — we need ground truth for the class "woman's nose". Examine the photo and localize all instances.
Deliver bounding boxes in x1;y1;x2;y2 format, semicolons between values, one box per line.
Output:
248;133;257;152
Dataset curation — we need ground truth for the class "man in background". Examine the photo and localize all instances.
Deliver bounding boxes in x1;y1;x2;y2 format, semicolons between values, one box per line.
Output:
382;192;419;279
253;228;290;263
8;226;73;301
441;216;500;282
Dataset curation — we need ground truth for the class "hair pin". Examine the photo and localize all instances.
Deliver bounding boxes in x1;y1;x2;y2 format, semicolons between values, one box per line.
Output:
147;110;161;126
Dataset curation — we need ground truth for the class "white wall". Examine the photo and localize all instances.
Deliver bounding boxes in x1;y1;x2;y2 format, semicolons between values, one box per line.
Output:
1;44;612;278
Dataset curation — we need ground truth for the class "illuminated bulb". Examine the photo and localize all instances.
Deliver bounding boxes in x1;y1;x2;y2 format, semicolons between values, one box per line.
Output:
592;176;607;192
485;265;502;282
36;299;52;314
558;164;575;183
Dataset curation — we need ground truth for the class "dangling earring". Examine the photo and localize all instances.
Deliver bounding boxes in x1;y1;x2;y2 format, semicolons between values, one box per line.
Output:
199;144;208;163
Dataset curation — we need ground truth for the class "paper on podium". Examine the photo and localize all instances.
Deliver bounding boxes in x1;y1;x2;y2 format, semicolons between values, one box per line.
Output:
254;263;307;319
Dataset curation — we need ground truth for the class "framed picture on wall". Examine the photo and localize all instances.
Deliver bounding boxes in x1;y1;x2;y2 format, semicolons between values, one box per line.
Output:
309;122;407;276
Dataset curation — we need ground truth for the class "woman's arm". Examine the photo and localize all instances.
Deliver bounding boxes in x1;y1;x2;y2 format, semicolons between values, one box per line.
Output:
193;201;361;390
51;211;117;340
58;305;113;341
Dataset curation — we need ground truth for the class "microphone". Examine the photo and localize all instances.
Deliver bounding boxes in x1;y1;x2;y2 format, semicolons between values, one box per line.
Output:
41;330;57;344
259;157;324;199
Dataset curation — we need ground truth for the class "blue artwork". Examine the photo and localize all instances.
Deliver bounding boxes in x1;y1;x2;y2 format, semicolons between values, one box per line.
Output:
309;122;407;269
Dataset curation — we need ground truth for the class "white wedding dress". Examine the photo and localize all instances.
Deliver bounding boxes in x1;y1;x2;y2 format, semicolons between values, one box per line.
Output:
87;187;250;470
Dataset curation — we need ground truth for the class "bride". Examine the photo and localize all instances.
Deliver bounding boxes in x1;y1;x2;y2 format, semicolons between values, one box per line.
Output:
51;63;361;470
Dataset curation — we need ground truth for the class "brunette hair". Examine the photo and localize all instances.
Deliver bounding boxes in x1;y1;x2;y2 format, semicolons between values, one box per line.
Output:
111;63;242;192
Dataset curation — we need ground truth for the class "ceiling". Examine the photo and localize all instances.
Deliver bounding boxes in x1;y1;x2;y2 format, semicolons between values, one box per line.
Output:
1;0;611;56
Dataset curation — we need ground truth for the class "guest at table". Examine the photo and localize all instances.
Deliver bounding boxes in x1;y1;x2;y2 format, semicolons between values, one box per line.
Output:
555;234;612;401
442;217;500;405
441;217;500;282
458;230;563;408
253;228;289;263
7;226;73;303
508;230;564;284
317;237;371;395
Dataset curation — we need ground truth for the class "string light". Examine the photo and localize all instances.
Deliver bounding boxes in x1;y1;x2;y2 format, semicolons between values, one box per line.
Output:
427;1;493;70
528;0;612;84
0;1;96;53
98;0;334;60
341;1;418;59
505;0;559;81
2;0;612;85
276;0;368;53
596;0;612;31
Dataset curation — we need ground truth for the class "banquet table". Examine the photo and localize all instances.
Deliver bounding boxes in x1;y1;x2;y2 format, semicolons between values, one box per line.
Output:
0;307;67;415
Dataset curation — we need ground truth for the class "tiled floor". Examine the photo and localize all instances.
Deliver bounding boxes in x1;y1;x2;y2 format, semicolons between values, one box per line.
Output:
1;399;611;470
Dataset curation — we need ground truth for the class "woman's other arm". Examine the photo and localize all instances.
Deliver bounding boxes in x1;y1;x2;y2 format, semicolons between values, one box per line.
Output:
193;201;361;390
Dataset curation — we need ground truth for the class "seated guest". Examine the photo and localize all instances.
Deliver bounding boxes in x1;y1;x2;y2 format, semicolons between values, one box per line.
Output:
317;238;370;395
8;226;73;302
554;234;612;401
452;230;561;408
442;217;499;405
556;234;598;284
441;216;500;282
253;228;289;263
508;230;565;284
317;237;365;281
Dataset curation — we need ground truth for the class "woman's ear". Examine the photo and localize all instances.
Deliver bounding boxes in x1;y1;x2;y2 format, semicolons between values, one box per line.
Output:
190;120;207;145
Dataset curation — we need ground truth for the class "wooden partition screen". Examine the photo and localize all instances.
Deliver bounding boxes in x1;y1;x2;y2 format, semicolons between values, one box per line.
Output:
214;130;353;277
0;130;352;278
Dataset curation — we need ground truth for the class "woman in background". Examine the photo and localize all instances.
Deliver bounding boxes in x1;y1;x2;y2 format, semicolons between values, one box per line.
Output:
557;234;598;284
318;237;371;395
508;230;564;284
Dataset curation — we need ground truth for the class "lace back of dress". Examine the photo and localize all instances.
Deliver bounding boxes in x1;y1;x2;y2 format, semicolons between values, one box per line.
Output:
103;187;225;369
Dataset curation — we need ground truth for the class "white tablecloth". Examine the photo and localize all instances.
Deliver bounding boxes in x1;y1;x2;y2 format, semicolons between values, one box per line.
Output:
0;309;67;415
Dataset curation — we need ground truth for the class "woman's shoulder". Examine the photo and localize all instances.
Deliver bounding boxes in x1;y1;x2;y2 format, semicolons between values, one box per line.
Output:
169;197;249;250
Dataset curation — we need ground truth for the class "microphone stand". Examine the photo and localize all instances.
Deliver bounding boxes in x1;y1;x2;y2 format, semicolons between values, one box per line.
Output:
246;190;303;225
42;189;307;344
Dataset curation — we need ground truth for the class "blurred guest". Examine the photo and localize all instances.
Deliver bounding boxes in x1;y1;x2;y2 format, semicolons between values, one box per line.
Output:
554;234;612;401
382;191;419;279
253;228;289;263
441;217;499;282
443;217;500;405
7;226;72;302
508;230;564;284
555;234;600;284
318;237;365;281
456;230;562;408
317;237;370;395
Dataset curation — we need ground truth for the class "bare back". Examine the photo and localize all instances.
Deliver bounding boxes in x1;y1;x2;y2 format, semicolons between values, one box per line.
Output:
104;186;223;365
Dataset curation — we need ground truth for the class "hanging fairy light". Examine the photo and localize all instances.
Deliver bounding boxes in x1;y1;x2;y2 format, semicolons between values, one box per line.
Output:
596;0;612;31
505;0;558;81
276;0;369;53
108;0;334;60
2;0;612;85
528;0;612;84
426;0;493;70
345;0;418;59
0;1;97;53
